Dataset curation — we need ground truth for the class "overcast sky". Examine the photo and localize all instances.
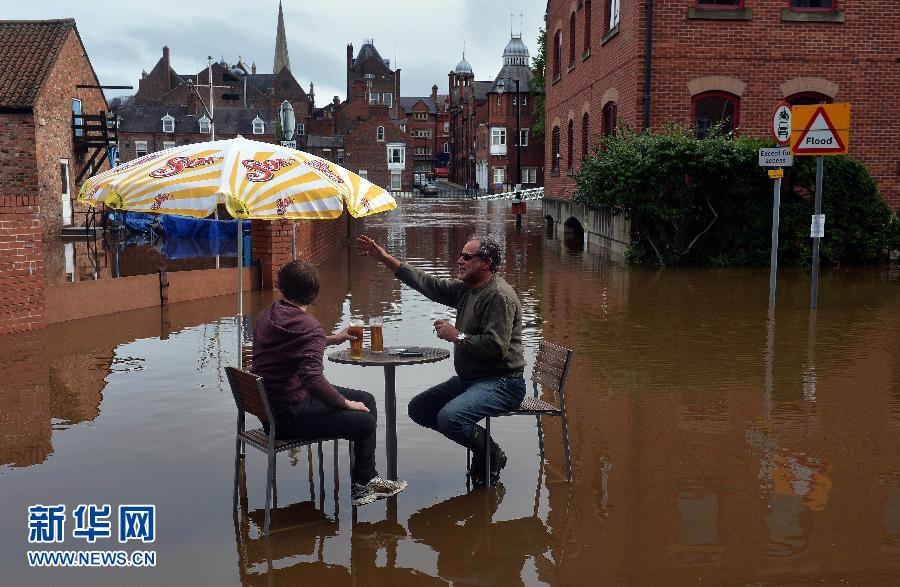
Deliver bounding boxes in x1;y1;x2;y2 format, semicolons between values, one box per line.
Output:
8;0;545;103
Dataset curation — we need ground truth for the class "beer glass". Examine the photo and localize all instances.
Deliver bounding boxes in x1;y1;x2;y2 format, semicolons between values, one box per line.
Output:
349;318;364;359
369;317;384;353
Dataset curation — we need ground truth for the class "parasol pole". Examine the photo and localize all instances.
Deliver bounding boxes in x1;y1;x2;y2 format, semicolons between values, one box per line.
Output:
237;217;243;361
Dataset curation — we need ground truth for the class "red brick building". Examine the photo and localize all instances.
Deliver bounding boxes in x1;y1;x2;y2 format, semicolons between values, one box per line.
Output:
400;86;450;176
450;35;544;194
544;0;900;248
0;19;109;335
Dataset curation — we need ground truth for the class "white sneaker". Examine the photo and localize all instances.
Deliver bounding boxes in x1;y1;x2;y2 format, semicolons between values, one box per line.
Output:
351;477;407;507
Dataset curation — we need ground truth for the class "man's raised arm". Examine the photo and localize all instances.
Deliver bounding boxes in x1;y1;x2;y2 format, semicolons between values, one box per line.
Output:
356;235;401;272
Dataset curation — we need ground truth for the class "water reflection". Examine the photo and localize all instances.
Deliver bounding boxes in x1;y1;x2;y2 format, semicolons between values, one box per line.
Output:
0;199;898;584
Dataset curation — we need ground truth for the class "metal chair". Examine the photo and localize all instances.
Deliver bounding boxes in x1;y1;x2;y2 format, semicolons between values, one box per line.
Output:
467;340;575;483
226;366;342;535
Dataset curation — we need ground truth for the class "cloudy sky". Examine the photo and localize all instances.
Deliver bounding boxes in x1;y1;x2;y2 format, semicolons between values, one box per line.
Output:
9;0;545;103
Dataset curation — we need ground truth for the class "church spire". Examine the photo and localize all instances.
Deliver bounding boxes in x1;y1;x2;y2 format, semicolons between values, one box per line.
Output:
273;1;291;73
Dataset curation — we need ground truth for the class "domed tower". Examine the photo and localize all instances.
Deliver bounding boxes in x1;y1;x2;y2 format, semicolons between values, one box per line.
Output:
449;49;474;99
490;33;533;94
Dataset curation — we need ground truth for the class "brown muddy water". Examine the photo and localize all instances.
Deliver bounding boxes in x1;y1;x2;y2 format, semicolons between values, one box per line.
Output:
1;198;899;585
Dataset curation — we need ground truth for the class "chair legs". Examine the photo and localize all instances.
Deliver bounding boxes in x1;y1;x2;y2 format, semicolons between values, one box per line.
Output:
560;410;573;482
264;451;275;535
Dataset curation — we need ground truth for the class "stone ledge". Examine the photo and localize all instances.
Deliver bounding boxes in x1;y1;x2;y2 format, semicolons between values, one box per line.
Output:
600;25;619;46
687;7;752;21
781;9;845;23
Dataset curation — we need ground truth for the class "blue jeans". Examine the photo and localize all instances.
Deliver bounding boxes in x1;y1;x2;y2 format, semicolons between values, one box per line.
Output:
408;376;526;449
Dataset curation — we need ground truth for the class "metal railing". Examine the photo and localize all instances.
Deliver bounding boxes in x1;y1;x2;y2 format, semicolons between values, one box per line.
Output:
474;187;544;201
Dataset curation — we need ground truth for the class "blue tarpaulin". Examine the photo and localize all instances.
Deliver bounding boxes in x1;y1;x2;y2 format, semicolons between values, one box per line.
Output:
158;238;238;260
158;215;249;239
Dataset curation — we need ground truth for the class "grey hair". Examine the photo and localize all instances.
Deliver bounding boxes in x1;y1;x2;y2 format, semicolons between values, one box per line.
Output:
470;235;502;272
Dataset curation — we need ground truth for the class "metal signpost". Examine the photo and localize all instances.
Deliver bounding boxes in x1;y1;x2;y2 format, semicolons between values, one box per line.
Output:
790;103;851;309
761;101;793;305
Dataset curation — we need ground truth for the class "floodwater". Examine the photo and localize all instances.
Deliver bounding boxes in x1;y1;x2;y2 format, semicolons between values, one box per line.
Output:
1;198;899;585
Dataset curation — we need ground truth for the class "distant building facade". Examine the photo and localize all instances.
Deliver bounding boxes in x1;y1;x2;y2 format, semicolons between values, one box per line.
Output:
399;85;450;176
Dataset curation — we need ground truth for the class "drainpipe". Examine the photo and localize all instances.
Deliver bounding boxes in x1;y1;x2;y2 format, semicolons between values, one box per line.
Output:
642;0;655;130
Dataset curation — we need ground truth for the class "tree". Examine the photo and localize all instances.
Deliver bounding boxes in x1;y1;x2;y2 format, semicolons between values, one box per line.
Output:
530;27;546;144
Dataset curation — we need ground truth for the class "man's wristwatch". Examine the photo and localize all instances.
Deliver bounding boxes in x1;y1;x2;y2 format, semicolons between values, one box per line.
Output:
455;332;466;344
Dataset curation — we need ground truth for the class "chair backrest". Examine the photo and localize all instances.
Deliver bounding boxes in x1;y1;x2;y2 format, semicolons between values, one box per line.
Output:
225;366;272;425
530;340;574;406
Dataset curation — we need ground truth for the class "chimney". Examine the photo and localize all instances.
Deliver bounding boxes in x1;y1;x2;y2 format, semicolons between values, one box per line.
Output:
186;87;197;115
431;84;438;102
346;44;353;99
251;62;257;75
333;95;340;106
162;46;171;91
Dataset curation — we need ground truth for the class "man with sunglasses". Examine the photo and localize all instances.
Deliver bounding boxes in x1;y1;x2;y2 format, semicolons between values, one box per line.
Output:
356;234;525;487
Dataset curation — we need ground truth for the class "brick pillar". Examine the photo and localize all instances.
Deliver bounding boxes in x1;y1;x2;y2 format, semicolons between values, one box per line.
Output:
250;218;295;290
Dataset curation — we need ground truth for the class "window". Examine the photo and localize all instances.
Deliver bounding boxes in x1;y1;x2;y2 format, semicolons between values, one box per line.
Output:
383;93;393;107
584;0;593;54
198;115;211;134
60;160;70;197
692;91;739;138
369;93;379;105
135;141;148;158
390;172;401;190
785;92;831;106
358;169;368;180
569;13;576;68
337;149;345;163
553;30;562;80
414;112;428;120
490;127;507;155
444;142;450;153
522;95;527;106
297;122;305;136
72;98;83;137
161;114;175;133
443;122;450;133
519;129;529;147
387;144;405;166
790;0;834;10
567;120;574;172
582;112;590;160
607;0;620;31
522;167;537;184
551;126;561;174
602;101;617;137
377;126;385;141
493;167;506;185
323;148;332;159
252;115;265;135
163;141;176;150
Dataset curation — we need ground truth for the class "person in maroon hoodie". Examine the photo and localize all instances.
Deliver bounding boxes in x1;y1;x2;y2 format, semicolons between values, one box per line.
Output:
252;260;407;507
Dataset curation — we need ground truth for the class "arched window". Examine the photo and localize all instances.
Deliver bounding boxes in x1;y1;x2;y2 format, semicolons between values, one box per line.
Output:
569;13;576;68
584;0;593;55
251;115;265;135
376;126;385;141
582;112;590;160
553;30;562;79
566;119;574;173
161;113;175;133
602;101;617;137
692;91;739;138
551;126;561;174
786;92;832;106
198;115;210;134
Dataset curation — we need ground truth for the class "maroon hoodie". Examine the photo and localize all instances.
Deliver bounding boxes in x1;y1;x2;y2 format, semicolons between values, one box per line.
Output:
252;300;346;415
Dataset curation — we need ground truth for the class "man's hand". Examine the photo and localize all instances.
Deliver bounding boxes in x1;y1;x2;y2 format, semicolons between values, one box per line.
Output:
356;235;401;272
344;399;370;412
433;319;460;342
326;326;357;346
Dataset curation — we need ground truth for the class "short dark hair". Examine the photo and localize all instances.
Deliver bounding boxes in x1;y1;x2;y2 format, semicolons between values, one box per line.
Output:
276;260;320;304
471;236;502;272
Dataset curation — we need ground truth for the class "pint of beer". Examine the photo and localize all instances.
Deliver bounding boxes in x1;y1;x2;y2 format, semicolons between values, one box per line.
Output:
370;317;384;353
349;319;364;359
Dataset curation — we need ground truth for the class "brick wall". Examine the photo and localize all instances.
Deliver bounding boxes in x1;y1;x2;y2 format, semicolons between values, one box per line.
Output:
32;28;108;241
0;331;51;467
343;110;413;191
0;113;47;335
544;0;900;209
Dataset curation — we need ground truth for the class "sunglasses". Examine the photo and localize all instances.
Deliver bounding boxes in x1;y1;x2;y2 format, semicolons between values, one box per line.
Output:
458;251;485;261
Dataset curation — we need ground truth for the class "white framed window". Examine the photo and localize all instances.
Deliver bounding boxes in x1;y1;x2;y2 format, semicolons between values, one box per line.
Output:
252;115;265;135
490;127;507;155
443;122;449;133
522;95;527;106
161;114;175;133
444;142;450;153
369;92;379;104
496;95;501;107
323;148;331;159
337;148;345;163
376;126;385;141
198;115;210;134
163;141;176;150
60;159;72;225
493;167;506;184
414;112;428;120
383;93;393;107
390;172;401;190
519;129;529;147
609;0;620;29
358;169;368;180
387;143;405;169
522;167;537;184
297;122;305;136
72;98;83;137
135;141;148;158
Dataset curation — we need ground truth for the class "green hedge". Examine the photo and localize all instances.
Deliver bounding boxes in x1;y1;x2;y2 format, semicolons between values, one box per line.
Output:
574;125;899;266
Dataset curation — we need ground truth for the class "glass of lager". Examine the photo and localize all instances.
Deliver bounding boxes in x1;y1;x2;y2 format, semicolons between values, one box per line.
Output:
370;317;384;353
349;318;364;359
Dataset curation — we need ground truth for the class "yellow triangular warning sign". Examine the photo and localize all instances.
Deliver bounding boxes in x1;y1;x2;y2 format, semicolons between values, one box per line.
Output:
792;107;846;155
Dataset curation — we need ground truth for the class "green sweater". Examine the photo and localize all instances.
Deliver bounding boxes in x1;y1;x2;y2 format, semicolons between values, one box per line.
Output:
395;262;525;381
